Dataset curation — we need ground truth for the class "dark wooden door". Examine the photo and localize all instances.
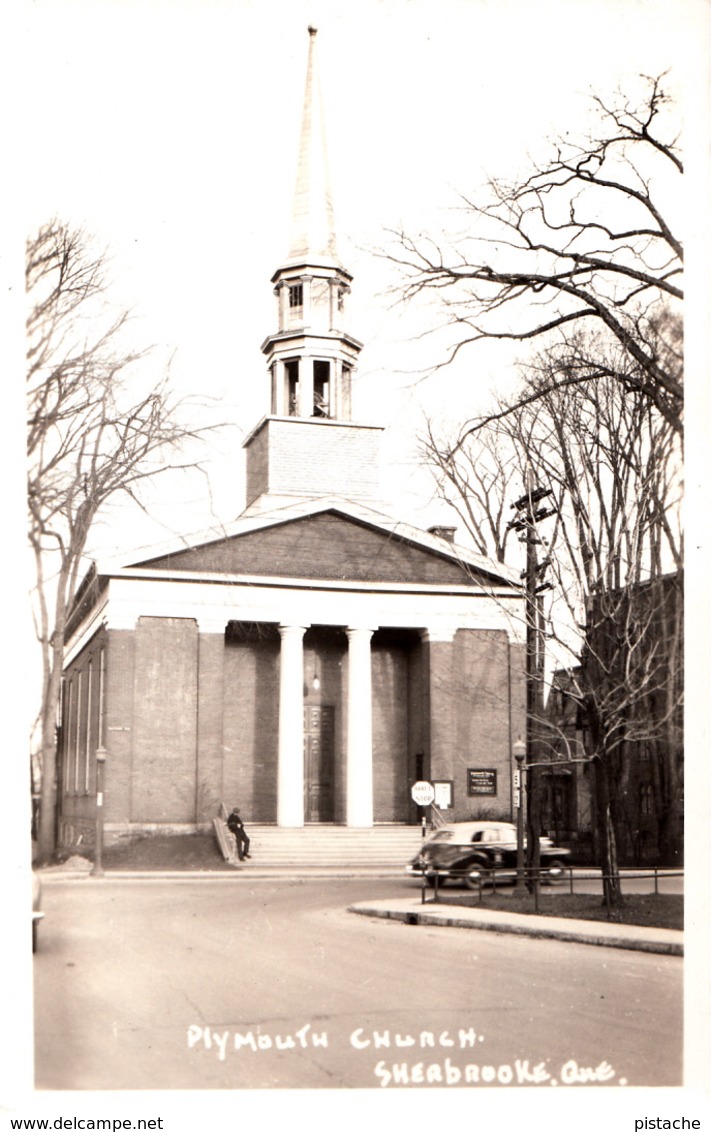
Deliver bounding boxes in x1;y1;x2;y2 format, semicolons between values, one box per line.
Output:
304;705;335;822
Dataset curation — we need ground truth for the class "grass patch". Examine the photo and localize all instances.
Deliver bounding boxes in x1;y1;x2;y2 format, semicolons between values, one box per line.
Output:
433;891;682;931
102;833;233;871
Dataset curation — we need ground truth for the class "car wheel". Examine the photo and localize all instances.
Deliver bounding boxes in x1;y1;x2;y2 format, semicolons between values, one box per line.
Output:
543;859;566;886
464;864;488;891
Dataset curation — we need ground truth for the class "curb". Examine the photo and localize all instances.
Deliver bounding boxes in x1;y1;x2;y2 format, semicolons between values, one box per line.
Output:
40;866;408;882
348;901;684;956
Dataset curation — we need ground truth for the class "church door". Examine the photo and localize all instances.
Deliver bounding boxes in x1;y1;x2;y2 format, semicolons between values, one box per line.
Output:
304;705;335;822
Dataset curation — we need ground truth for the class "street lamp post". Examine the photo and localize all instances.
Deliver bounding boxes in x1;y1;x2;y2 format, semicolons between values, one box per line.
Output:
513;739;526;893
92;746;107;877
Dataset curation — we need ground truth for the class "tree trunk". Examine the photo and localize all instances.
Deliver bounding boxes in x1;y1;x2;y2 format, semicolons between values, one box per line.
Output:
594;754;623;907
36;640;64;863
35;574;69;864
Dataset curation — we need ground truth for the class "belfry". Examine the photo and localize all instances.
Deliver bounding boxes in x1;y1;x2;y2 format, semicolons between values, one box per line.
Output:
58;30;526;853
245;26;380;514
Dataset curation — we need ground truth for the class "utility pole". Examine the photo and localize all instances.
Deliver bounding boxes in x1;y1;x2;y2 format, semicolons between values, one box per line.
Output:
508;469;556;891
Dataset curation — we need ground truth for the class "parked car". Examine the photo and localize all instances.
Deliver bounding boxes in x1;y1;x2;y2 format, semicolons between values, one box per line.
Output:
407;820;571;888
32;871;44;952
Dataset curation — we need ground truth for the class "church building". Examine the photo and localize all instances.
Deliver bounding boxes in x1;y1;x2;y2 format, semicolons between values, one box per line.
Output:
58;29;526;850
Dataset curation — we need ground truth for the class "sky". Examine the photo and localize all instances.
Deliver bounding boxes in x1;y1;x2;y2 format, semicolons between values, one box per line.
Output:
17;0;706;562
5;0;711;1118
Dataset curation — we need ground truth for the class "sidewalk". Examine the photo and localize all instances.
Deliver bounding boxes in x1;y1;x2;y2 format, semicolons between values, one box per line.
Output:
348;897;683;956
39;861;410;881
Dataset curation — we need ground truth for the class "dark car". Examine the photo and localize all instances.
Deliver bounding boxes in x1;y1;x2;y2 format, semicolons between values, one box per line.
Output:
407;820;571;888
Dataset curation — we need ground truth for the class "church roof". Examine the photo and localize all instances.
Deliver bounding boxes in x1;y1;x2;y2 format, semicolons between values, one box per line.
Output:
93;496;520;589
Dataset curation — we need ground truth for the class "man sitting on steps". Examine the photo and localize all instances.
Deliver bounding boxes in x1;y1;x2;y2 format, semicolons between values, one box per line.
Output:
226;807;251;861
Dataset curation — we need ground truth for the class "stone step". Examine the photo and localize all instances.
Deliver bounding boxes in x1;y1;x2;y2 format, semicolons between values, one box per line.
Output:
221;824;426;865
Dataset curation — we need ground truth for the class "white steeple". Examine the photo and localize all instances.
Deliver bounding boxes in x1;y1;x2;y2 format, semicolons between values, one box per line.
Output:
287;25;339;266
244;28;381;515
260;25;362;423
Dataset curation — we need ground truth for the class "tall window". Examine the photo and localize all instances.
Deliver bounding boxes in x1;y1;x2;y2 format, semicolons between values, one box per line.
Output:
84;660;93;793
640;782;654;816
289;283;303;310
64;681;74;794
73;671;82;794
98;648;106;749
313;360;331;417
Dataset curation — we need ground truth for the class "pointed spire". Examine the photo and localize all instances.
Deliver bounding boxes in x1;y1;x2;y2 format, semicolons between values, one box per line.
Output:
287;26;338;265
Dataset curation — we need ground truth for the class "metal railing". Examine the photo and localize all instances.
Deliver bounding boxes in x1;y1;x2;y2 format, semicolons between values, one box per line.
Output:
213;802;239;865
420;865;683;917
428;803;448;830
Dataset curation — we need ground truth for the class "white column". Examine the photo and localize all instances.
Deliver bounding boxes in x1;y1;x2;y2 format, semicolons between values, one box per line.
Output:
277;624;307;827
302;275;312;324
346;626;375;827
277;282;288;331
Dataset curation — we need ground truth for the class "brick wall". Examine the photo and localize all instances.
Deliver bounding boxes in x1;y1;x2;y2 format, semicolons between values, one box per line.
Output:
130;617;199;823
245;424;269;504
426;639;456;790
452;630;515;821
423;629;521;822
244;417;382;507
103;629;136;830
371;635;411;821
196;632;226;821
222;632;280;822
142;511;484;587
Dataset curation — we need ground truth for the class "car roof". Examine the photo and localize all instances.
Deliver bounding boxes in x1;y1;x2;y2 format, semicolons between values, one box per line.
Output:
434;821;515;837
439;824;511;833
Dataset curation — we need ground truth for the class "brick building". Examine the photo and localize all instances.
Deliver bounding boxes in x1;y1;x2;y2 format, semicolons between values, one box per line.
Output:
542;570;683;866
58;29;526;848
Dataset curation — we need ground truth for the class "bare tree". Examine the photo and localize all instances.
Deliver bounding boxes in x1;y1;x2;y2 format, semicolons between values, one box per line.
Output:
385;74;683;435
522;363;681;901
425;341;682;903
419;418;518;563
28;220;213;862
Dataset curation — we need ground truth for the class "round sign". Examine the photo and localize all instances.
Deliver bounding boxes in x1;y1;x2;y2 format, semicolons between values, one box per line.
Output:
411;780;435;806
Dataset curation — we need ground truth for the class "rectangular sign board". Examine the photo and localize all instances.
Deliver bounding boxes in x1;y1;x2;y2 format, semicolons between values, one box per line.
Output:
432;780;453;809
467;768;497;796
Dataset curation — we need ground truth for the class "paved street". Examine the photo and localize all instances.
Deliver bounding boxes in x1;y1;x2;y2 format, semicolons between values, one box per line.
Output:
34;877;682;1091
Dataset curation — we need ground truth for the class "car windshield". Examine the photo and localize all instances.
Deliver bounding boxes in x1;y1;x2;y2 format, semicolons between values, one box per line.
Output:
431;831;453;841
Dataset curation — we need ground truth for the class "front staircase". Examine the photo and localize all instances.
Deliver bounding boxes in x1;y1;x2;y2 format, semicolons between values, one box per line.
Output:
215;819;426;868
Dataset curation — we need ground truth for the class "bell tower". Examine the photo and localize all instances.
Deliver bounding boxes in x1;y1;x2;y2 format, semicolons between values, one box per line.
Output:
243;27;383;514
262;25;362;421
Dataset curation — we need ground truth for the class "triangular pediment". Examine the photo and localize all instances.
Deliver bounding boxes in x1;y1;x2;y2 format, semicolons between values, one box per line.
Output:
130;508;512;588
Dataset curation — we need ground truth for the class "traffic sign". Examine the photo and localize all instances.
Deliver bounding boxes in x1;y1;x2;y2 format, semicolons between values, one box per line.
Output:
411;780;435;806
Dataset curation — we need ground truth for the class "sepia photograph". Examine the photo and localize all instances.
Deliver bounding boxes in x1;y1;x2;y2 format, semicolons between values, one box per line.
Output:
4;0;710;1124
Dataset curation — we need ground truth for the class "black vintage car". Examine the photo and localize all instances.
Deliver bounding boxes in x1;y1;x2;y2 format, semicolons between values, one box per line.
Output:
407;820;571;888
